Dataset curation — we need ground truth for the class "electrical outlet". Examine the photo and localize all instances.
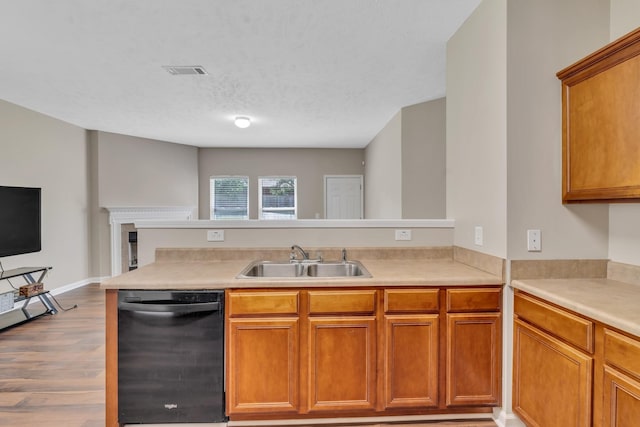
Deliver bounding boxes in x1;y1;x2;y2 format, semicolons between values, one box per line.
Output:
527;229;541;251
395;230;412;241
207;230;225;242
474;226;483;246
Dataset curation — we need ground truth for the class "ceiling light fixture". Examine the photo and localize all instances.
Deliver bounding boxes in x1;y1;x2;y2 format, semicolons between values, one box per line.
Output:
234;116;251;129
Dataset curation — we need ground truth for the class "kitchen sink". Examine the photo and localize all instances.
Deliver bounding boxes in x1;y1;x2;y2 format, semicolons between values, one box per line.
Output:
237;260;371;279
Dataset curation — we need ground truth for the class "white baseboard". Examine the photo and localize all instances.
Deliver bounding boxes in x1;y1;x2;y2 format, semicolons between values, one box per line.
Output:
49;276;108;295
494;409;526;427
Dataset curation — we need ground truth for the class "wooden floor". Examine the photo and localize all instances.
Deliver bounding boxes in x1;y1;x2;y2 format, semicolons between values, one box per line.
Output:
0;285;496;427
0;284;104;427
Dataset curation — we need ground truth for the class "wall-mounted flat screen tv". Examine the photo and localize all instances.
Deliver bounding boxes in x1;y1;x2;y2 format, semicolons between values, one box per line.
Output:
0;186;41;257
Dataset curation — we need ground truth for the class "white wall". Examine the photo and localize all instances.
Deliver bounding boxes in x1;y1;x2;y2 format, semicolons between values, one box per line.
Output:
197;148;364;220
608;1;640;266
505;0;610;260
364;111;402;218
402;98;446;219
448;2;611;424
365;99;446;220
446;0;508;259
610;0;640;39
137;224;454;266
91;131;199;277
95;131;198;209
0;100;91;290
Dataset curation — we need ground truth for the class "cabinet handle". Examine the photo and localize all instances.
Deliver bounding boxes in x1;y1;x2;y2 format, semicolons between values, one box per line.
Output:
118;301;220;314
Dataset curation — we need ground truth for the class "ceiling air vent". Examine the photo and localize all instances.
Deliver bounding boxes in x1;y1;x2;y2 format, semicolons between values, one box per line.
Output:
162;65;208;76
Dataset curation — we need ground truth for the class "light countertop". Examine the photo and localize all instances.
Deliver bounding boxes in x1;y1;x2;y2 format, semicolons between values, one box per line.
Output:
101;258;503;290
511;278;640;338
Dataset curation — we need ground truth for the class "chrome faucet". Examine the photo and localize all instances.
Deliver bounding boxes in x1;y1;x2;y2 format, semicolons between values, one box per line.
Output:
290;245;310;261
341;248;347;263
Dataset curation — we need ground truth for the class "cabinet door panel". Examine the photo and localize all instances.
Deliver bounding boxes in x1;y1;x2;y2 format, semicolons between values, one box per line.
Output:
447;313;501;406
513;319;592;427
307;317;376;412
603;366;640;427
384;314;439;408
227;318;299;414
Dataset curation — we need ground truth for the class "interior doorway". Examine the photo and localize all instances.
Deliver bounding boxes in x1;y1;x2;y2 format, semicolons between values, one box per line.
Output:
324;175;363;219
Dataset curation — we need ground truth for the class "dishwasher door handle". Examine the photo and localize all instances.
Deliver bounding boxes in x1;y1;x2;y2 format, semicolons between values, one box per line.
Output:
118;301;220;314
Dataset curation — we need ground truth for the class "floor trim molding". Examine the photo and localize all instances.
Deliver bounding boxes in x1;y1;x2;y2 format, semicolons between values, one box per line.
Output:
493;409;526;427
229;413;494;426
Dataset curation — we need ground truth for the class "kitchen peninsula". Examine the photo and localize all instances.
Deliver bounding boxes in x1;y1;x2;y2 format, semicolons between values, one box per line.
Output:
102;246;504;426
510;260;640;427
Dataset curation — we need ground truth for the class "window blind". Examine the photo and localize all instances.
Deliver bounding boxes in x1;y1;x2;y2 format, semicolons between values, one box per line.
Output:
210;177;249;220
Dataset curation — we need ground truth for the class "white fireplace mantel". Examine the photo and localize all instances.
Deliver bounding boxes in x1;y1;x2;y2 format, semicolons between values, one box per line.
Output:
105;206;195;276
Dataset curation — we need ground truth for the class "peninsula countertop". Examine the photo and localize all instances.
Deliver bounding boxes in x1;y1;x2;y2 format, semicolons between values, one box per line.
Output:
101;257;504;290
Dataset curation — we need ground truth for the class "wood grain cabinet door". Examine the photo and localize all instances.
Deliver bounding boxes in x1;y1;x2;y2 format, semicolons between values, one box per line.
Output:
557;28;640;202
307;316;376;412
383;314;439;409
603;366;640;427
227;318;300;415
602;328;640;427
513;318;592;427
446;313;501;406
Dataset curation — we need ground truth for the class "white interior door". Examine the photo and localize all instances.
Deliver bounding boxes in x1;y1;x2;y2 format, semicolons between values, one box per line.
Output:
324;175;363;219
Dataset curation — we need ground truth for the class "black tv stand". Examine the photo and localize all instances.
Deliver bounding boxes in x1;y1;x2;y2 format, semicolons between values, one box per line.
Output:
0;266;57;330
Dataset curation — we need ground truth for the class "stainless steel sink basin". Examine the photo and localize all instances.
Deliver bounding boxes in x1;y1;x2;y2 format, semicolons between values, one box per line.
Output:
306;262;369;277
240;262;305;278
237;260;371;279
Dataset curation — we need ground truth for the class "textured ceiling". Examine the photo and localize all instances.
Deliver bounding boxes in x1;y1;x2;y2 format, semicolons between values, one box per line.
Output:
0;0;480;148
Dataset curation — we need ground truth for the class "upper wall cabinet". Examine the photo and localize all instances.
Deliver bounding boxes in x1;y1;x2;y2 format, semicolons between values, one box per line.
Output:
557;27;640;203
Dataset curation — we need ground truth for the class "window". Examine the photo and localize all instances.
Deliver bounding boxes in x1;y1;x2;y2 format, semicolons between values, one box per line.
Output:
210;176;249;220
259;177;297;220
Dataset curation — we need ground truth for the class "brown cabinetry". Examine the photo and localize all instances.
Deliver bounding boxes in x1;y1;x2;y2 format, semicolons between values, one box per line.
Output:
557;28;640;203
513;318;592;427
513;292;594;427
226;286;502;421
383;289;439;409
602;329;640;426
513;290;640;427
227;291;300;415
603;367;640;426
307;290;377;412
446;289;501;406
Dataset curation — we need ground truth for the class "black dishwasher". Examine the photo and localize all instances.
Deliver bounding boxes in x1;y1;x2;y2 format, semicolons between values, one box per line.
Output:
118;290;226;424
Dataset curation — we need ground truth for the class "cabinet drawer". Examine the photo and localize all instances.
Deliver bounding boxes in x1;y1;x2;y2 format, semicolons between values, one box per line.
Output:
446;288;501;312
229;291;299;316
308;290;376;315
604;329;640;380
514;292;593;353
384;289;439;313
